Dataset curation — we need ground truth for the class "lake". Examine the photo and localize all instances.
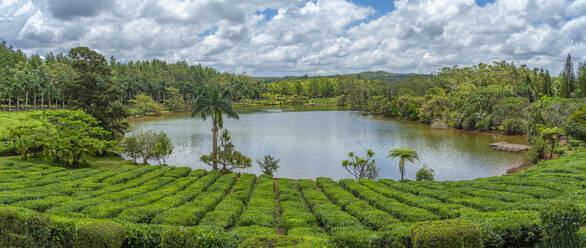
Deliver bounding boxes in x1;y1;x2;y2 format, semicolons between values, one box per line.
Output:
128;106;527;181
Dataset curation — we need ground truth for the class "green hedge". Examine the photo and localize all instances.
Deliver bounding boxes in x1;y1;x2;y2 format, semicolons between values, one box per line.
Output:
461;210;541;248
538;202;585;248
161;225;238;248
239;235;327;248
411;220;482;248
75;222;125;248
329;226;380;248
0;207;76;248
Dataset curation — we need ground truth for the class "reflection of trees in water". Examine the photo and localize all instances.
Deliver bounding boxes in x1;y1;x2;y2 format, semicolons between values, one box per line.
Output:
128;110;526;181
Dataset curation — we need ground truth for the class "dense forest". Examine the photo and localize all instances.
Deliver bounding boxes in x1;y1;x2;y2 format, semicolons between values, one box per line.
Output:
1;41;586;160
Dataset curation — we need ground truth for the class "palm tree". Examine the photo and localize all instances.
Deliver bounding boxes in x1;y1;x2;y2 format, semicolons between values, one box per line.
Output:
387;148;419;181
192;84;239;171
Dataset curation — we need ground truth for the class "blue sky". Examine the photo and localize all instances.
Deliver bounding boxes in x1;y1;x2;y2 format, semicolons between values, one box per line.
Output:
0;0;584;76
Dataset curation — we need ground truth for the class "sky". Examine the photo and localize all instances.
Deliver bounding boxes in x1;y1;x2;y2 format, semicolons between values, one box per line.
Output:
0;0;584;76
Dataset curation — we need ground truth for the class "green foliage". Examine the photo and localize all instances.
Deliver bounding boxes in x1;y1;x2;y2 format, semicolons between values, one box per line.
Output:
161;226;237;248
527;136;546;164
192;83;239;171
329;227;380;248
415;165;434;181
230;225;275;243
541;127;565;159
201;129;251;174
75;222;124;248
411;220;482;248
65;47;129;138
377;223;412;248
388;148;419;181
0;149;585;248
5;110;114;167
560;54;576;98
565;105;586;141
342;150;379;181
122;130;173;165
119;222;165;248
163;87;186;111
257;155;280;176
239;235;325;248
130;94;163;117
461;210;542;248
502;118;527;135
538;202;584;248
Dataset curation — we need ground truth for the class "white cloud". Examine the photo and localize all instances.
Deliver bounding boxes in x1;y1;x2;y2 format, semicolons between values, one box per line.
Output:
0;0;584;76
13;0;32;16
0;0;18;9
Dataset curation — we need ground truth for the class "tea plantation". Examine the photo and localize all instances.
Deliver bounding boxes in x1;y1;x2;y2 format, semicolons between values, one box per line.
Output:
0;151;584;248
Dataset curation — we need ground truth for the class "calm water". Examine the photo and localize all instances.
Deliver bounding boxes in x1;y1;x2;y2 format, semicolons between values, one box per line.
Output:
128;106;527;181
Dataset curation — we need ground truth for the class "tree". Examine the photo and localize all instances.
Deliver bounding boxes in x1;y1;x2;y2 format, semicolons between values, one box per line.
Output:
8;110;115;167
578;62;586;98
257;155;280;176
164;87;186;111
543;70;552;96
416;165;434;181
565;105;586;141
540;127;565;160
130;94;163;116
387;148;419;181
192;84;239;171
121;135;140;164
153;132;173;166
123;130;173;165
64;47;129;138
560;53;575;98
200;129;251;174
341;150;379;181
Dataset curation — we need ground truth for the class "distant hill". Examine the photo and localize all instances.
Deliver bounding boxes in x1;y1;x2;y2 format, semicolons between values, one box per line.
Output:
255;70;427;83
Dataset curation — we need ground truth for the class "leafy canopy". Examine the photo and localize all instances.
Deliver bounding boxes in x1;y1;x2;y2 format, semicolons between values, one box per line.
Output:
341;149;379;181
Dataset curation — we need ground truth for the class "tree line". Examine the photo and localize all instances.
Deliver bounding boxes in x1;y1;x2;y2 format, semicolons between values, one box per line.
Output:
1;41;585;165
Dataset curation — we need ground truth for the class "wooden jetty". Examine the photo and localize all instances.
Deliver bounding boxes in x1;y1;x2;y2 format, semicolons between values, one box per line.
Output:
490;142;530;152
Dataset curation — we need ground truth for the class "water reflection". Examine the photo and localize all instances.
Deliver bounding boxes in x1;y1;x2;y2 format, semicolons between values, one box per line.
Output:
128;107;527;181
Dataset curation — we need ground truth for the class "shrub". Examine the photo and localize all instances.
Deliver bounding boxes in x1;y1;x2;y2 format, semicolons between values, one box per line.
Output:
461;210;542;248
161;226;237;248
330;227;379;248
538;202;584;248
415;165;434;181
565;106;586;141
121;222;166;248
239;235;324;248
75;222;125;248
411;219;482;248
0;207;24;247
377;223;412;248
527;136;546;164
502;118;526;135
24;214;55;248
230;225;275;243
257;155;280;176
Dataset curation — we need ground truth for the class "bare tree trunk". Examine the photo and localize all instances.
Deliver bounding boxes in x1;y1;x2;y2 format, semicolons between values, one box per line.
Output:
33;92;36;110
8;98;11;111
25;89;28;111
41;94;44;110
16;94;20;111
212;122;218;171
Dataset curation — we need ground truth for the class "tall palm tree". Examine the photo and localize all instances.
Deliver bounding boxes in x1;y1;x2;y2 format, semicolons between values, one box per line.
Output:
387;148;419;181
192;84;239;171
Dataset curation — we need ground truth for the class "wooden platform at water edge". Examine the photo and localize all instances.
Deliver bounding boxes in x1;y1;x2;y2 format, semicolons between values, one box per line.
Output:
490;142;530;152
